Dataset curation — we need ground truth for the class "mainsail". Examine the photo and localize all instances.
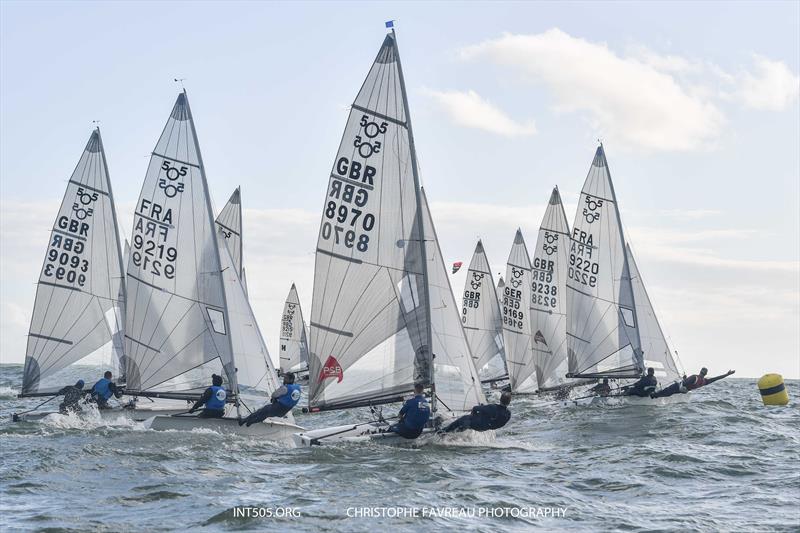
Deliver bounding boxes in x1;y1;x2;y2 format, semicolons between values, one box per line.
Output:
530;187;571;390
626;244;682;383
421;190;485;415
308;33;432;411
124;92;237;396
22;129;126;394
461;240;506;381
566;146;643;379
503;229;536;392
215;187;244;280
279;283;310;374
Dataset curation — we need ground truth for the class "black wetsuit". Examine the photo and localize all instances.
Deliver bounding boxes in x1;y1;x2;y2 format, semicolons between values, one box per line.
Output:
58;386;86;413
589;383;612;397
444;404;511;433
624;375;658;397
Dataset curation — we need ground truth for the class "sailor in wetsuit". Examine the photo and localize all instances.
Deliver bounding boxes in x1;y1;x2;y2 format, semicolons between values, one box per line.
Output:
58;380;87;413
189;374;227;418
239;372;301;426
651;368;735;398
589;378;612;397
622;367;658;397
387;383;431;439
90;371;124;409
443;391;512;433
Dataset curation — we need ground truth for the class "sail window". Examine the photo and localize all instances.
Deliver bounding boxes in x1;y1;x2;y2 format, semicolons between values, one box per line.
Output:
620;307;636;328
398;274;420;312
207;308;227;335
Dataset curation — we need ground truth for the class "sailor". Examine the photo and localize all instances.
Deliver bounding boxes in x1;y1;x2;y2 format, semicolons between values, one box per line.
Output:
651;368;735;398
58;380;87;414
622;368;658;397
589;378;612;397
90;371;124;409
386;383;431;439
188;374;227;418
443;391;512;433
238;372;301;426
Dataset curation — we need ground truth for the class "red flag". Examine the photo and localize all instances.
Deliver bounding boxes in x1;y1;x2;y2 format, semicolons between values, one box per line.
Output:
319;355;344;383
451;261;463;274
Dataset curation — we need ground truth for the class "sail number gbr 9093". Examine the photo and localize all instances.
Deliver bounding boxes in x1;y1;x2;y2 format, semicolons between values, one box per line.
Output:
321;114;387;253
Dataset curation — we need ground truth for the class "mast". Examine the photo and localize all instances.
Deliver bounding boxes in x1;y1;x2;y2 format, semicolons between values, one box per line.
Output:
391;28;436;414
599;144;643;373
96;128;128;368
184;90;240;416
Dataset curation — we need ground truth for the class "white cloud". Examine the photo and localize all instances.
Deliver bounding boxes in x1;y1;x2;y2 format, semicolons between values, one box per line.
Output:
459;29;725;152
736;54;800;111
422;88;537;137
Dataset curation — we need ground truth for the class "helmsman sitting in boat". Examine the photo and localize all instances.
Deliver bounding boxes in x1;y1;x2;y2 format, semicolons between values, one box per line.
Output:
443;391;512;433
90;371;124;409
622;368;658;397
589;378;612;397
386;383;431;439
651;368;735;398
188;374;227;418
58;380;88;414
239;372;301;427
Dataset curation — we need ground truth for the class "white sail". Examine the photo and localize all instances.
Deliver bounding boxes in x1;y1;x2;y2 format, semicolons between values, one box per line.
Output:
124;92;236;395
566;146;642;378
215;187;243;279
503;229;536;392
530;187;571;390
23;129;126;394
279;283;310;374
461;240;506;381
421;191;485;415
308;33;432;411
626;244;682;383
217;228;282;398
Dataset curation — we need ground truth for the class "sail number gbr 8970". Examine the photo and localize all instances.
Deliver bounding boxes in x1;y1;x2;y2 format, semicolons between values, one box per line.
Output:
321;114;386;253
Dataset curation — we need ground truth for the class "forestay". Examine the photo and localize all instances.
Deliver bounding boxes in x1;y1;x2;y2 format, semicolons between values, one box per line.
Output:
461;240;506;381
626;244;682;383
421;191;485;415
124;92;236;395
503;230;536;393
531;188;571;390
279;283;310;374
23;129;127;394
309;33;431;410
566;146;643;378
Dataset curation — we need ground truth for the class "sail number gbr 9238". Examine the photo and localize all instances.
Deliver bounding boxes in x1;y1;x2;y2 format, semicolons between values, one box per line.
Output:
322;114;385;254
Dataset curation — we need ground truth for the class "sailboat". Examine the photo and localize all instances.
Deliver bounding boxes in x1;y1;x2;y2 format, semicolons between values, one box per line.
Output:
461;240;507;385
564;145;684;405
502;229;536;393
293;30;485;446
279;283;310;381
122;92;302;437
14;129;144;421
529;187;587;394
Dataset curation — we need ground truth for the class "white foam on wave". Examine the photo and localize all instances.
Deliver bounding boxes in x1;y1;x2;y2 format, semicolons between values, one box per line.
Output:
39;403;141;431
0;385;19;398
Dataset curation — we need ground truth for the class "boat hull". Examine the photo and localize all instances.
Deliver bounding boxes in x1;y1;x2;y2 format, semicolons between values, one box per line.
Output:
13;406;189;423
562;392;692;408
144;414;304;439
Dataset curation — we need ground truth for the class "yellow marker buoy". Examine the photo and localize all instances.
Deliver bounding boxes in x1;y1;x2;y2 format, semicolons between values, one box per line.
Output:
758;374;789;406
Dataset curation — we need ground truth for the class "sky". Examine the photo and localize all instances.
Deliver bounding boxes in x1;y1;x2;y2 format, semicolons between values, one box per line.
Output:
1;1;798;379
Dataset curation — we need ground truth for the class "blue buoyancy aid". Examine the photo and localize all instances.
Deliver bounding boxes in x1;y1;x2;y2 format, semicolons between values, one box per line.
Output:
92;378;112;401
206;385;227;410
400;395;430;430
276;384;301;408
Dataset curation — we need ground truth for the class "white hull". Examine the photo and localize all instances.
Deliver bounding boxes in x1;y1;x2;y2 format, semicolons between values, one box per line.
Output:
293;421;446;447
13;406;188;423
144;414;304;439
562;392;692;408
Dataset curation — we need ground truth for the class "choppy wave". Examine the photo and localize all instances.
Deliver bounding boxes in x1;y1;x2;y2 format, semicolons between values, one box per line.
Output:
0;363;798;532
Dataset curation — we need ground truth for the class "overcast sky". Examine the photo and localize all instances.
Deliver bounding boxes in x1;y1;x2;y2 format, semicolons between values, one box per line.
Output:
1;1;798;378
